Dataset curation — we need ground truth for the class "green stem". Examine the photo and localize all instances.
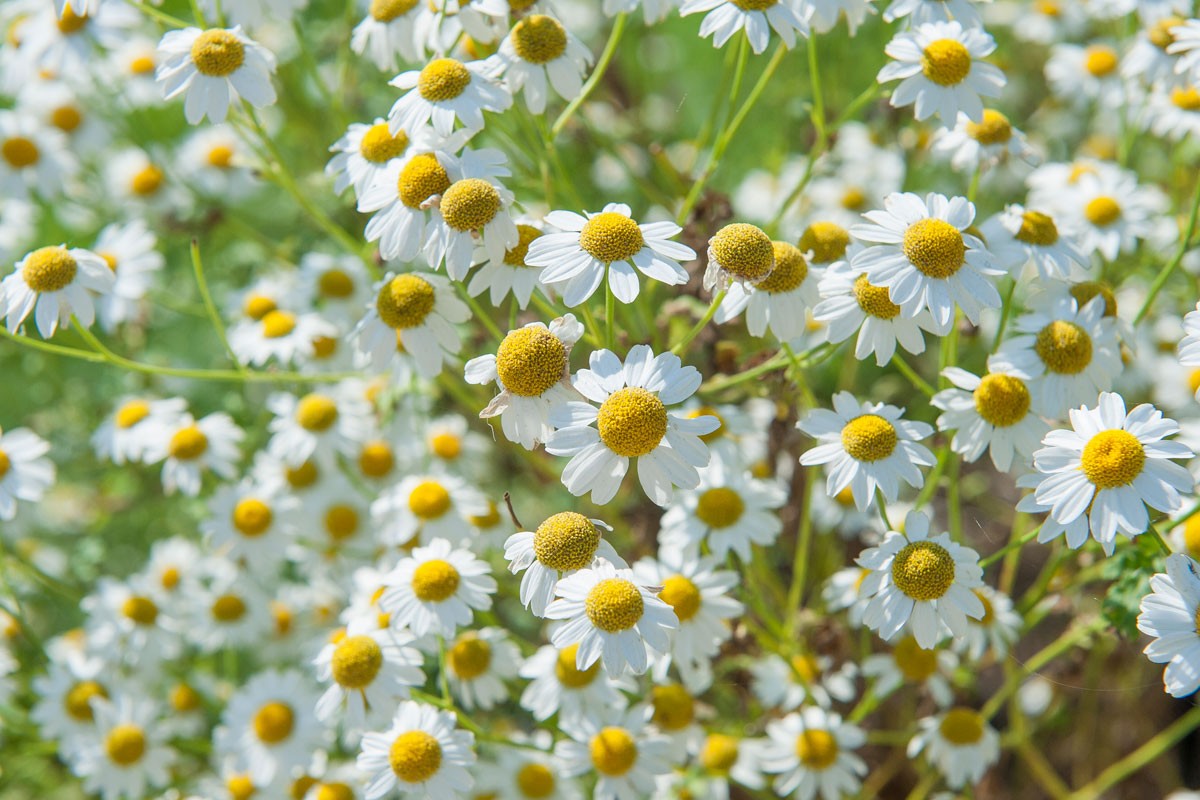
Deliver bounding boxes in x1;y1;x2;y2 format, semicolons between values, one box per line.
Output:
1147;521;1173;556
124;1;189;26
893;354;935;396
1065;703;1200;799
1135;176;1200;326
671;290;727;355
785;468;816;636
980;526;1042;567
551;14;628;139
456;284;505;343
980;618;1105;719
992;278;1016;350
190;240;241;370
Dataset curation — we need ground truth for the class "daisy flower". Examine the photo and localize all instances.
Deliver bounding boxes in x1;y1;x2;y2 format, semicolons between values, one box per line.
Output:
715;240;822;341
266;387;374;468
72;697;174;800
518;643;631;725
465;315;584;450
857;510;986;648
444;627;521;710
81;578;180;667
1045;42;1125;108
379;538;496;637
187;560;273;651
812;263;939;366
487;15;592;115
883;0;984;25
201;481;300;567
1137;553;1200;698
327;118;420;200
0;425;54;521
214;669;324;785
229;309;336;367
862;636;958;707
351;0;423;71
680;0;811;55
978;204;1087;282
90;221;163;332
930;109;1038;173
1030;392;1194;553
91;396;186;466
1;244;114;337
555;708;674;800
388;57;511;137
850;192;1004;334
156;26;277;124
546;345;718;506
702;222;775;293
504;511;625;616
761;707;867;800
544;561;679;676
1144;85;1200;141
493;741;583;800
954;585;1021;661
798;392;936;512
691;732;767;798
907;707;1000;790
198;0;307;29
1058;168;1167;262
178;124;257;199
371;473;489;547
314;621;425;731
357;701;476;800
351;271;470;378
1168;18;1200;82
877;21;1005;124
659;457;787;560
417;0;509;50
466;222;549;309
932;366;1049;473
30;654;116;750
989;294;1122;419
423;171;519;281
146;412;244;497
0;110;76;201
525;204;695;307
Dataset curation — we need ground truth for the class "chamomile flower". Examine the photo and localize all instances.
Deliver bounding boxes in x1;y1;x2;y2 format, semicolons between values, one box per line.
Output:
932;367;1048;472
556;708;675;800
89;221;163;332
798;392;936;512
178;124;257;198
851;192;1003;334
877;21;1005;124
82;578;180;666
0;425;54;521
750;652;859;710
230;310;338;368
0;110;75;202
908;707;1000;789
72;697;175;800
379;538;496;637
351;0;423;71
93;394;184;466
659;458;786;561
862;636;958;707
883;0;985;25
1030;392;1193;553
30;654;116;750
714;241;821;341
679;0;811;55
547;345;718;506
1045;42;1125;108
388;57;511;137
466;316;584;449
444;628;521;710
1059;168;1167;262
314;621;425;731
199;0;308;29
1168;18;1200;82
812;263;939;366
989;294;1122;419
328;118;418;200
488;15;592;114
978;204;1087;282
352;271;470;378
467;222;549;309
493;742;582;800
761;707;867;800
544;561;679;676
702;222;775;293
357;701;476;800
156;26;277;124
266;388;375;468
146;412;244;497
1145;85;1200;141
202;481;300;566
857;510;986;648
1137;553;1200;698
372;473;489;547
418;0;509;49
519;643;631;725
2;244;113;337
188;560;273;651
525;204;695;307
954;585;1021;660
214;669;325;785
504;511;625;616
930;109;1038;173
423;172;519;281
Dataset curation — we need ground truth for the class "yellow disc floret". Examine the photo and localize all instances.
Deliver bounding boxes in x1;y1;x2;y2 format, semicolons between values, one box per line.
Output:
733;0;779;9
411;559;460;602
1081;429;1145;489
555;643;600;687
651;684;695;729
841;414;898;462
418;58;472;102
398;153;451;209
534;511;600;571
799;221;851;264
332;635;384;689
211;593;246;622
939;707;985;745
892;635;939;681
448;633;492;679
1034;320;1092;375
700;734;740;773
253;701;295;744
757;242;808;293
585;577;644;632
511;15;567;64
64;680;108;721
496;326;568;397
1084;45;1119;77
515;762;556;798
377;274;436;329
23;246;77;293
3;136;39;168
903;218;965;279
260;310;296;339
244;293;277;320
660;575;702;622
316;783;354;800
324;504;360;541
169;425;208;460
1084;196;1121;227
709;223;775;283
965;109;1012;145
131;165;163;196
796;729;839;770
973;373;1030;427
922;39;972;86
1171;87;1200;111
318;268;355;299
440;178;501;232
115;400;150;429
1069;281;1117;317
104;723;146;766
579;212;645;263
1015;210;1059;246
590;727;638;776
296;393;339;432
408;480;452;519
853;274;901;319
597;387;668;457
389;730;442;783
360;123;409;163
505;224;543;267
695;486;745;529
371;0;419;22
121;595;159;626
191;29;245;77
359;442;395;478
891;540;956;601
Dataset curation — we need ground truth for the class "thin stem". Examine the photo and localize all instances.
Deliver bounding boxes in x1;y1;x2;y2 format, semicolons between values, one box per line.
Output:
1147;521;1173;556
1065;703;1200;799
671;290;727;355
456;284;505;343
190;240;241;370
1135;176;1200;326
785;468;816;635
992;278;1016;350
980;526;1042;568
0;326;106;363
551;13;628;139
807;35;825;142
981;618;1105;720
125;1;189;26
892;353;935;396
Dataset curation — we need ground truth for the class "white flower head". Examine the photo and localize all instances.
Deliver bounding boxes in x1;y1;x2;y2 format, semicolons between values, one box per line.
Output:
1;244;113;337
812;263;939;366
388;56;511;137
378;538;496;637
679;0;811;55
504;511;625;616
487;15;593;115
1138;553;1200;698
877;21;1005;124
156;26;277;124
908;706;1000;789
761;707;868;799
979;204;1088;282
932;366;1049;473
351;271;470;378
356;700;476;800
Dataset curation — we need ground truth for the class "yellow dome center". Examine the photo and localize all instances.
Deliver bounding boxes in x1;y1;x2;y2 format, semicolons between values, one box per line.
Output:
1084;45;1119;77
360;123;409;163
191;29;245;77
131;164;163;196
700;734;740;773
332;635;384;689
651;683;695;729
515;762;556;798
796;729;839;770
371;0;420;22
891;540;955;601
56;8;89;34
324;504;360;541
259;310;295;339
973;589;994;625
168;425;208;460
389;730;442;783
511;15;567;63
296;393;339;431
23;246;77;293
799;221;851;263
505;224;544;267
903;218;965;279
892;635;938;681
590;727;638;776
733;0;779;9
534;511;600;571
408;480;452;519
429;432;461;460
359;442;395;478
1171;87;1200;111
207;143;234;168
115;400;150;429
64;680;108;721
398;152;451;209
286;460;320;488
448;633;492;679
121;595;158;626
555;643;600;687
695;486;745;529
1034;320;1092;374
1184;512;1200;556
922;39;972;86
227;775;256;800
211;593;247;622
585;577;644;632
170;683;202;712
1015;210;1059;246
252;701;295;744
965;109;1012;145
411;559;460;601
579;212;645;263
495;326;568;398
841;414;898;462
1069;281;1117;317
1081;429;1145;489
597;387;668;457
939;707;984;745
1084;196;1121;227
104;723;146;766
377;273;436;329
757;242;808;293
973;373;1030;427
316;783;354;800
51;105;82;133
2;136;39;168
418;58;472;102
1149;16;1184;49
440;178;501;232
660;574;702;622
709;223;775;282
317;268;355;299
244;293;277;320
853;274;901;319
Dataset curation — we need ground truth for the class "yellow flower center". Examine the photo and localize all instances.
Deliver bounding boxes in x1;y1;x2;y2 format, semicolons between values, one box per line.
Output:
316;784;354;800
64;680;108;721
757;242;808;293
244;293;277;320
229;498;271;537
892;635;938;680
468;501;501;528
597;387;668;457
965;109;1012;145
834;486;855;507
359;442;395;478
842;187;868;211
23;246;77;293
903;218;965;279
733;0;779;9
411;559;460;601
939;707;984;745
168;425;208;460
252;701;295;744
1171;87;1200;111
972;589;995;625
211;593;246;622
296;394;339;431
325;504;360;541
891;540;956;601
160;567;181;590
1015;210;1059;246
332;635;384;689
317;268;355;299
590;727;638;776
51;105;82;133
1084;196;1121;227
695;486;745;529
389;730;442;783
840;414;898;462
2;136;39;168
700;734;740;773
1084;45;1119;78
207;143;234;168
191;29;245;77
922;39;972;86
1034;320;1093;374
585;577;644;632
440;178;501;232
799;221;851;263
227;775;256;800
129;55;156;75
688;406;725;442
371;0;420;22
973;373;1030;427
448;633;492;679
505;224;543;267
660;575;702;622
1184;512;1200;556
408;480;452;520
170;683;202;712
115;400;150;429
418;58;472;102
496;326;568;397
1069;281;1117;317
360;123;409;163
121;595;158;625
260;310;296;339
130;164;162;196
791;654;820;683
515;762;556;798
398;153;451;209
709;223;775;282
853;274;901;319
651;683;695;729
555;643;599;687
1149;16;1184;49
104;723;146;766
56;8;89;34
511;15;567;63
286;460;320;488
579;212;645;263
533;511;600;571
376;274;436;329
1080;429;1145;489
429;432;461;460
796;729;839;770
